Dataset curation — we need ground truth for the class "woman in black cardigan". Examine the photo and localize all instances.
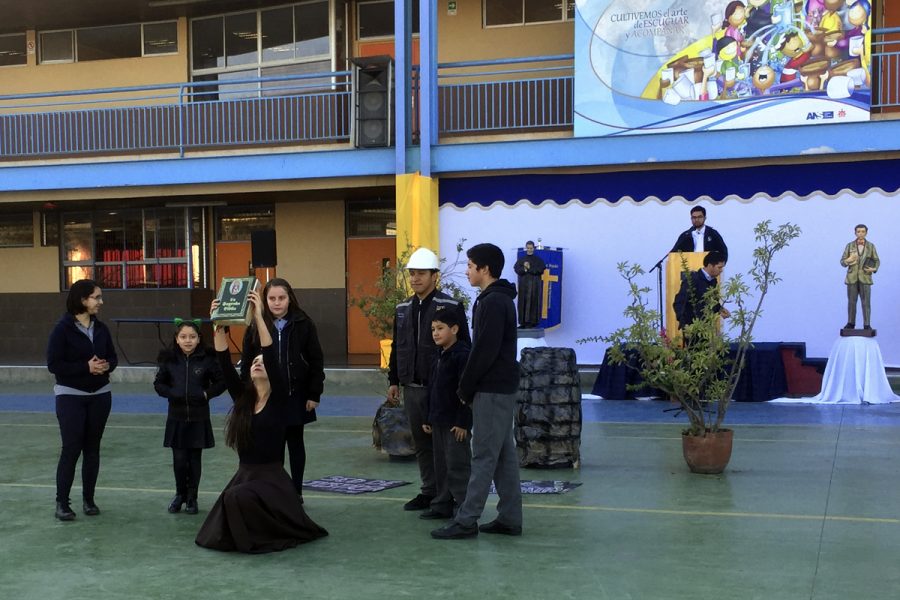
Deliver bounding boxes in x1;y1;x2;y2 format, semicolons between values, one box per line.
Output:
240;278;325;499
46;279;118;521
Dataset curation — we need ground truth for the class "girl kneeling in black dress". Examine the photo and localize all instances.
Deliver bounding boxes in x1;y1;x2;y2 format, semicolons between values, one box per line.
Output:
154;319;227;514
196;291;327;554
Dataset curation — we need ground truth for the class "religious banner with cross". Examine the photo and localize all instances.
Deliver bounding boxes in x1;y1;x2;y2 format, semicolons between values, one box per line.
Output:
535;247;563;329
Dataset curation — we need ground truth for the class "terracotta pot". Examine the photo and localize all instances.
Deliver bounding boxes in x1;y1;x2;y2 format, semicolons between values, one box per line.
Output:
682;429;734;474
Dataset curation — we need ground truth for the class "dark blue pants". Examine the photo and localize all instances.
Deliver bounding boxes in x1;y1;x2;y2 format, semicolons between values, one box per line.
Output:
285;424;306;494
55;392;112;503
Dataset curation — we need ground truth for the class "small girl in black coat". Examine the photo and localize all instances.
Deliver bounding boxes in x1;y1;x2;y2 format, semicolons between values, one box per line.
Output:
154;319;227;514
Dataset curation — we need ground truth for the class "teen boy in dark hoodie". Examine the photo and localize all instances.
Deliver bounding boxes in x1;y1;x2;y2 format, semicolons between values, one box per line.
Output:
431;243;523;539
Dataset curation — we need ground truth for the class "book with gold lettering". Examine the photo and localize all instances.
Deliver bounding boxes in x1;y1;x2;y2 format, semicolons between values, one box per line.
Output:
211;277;259;325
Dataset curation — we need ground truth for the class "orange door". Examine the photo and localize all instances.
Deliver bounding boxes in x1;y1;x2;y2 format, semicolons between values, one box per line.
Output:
347;238;396;358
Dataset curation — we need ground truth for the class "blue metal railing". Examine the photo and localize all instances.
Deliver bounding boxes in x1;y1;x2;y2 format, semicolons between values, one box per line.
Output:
2;29;900;162
873;26;900;110
413;55;574;137
0;71;352;159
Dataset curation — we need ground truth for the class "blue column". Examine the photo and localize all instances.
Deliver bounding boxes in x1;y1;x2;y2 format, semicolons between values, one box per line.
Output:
394;0;411;174
419;0;437;177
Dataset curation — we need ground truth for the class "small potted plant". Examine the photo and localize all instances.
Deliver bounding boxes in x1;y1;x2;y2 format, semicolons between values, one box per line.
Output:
580;220;801;473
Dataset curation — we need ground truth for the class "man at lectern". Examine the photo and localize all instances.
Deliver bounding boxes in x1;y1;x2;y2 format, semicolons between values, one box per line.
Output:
673;251;731;329
670;206;728;260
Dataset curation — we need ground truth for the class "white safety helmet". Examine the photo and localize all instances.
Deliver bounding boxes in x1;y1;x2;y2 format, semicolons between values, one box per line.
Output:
405;247;440;270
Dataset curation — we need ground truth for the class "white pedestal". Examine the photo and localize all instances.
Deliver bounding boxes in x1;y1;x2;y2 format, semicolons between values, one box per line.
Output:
773;337;900;404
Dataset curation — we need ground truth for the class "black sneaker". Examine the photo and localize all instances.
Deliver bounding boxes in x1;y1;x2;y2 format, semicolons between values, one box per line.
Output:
55;501;76;521
419;509;452;520
479;519;522;536
167;495;184;514
431;522;478;539
403;494;434;511
82;501;100;516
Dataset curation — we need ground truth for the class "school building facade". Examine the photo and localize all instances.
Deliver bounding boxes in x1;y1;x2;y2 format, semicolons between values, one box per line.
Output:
1;0;899;367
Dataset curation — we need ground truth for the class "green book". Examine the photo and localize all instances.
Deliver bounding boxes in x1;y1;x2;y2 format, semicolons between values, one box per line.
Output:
211;276;259;325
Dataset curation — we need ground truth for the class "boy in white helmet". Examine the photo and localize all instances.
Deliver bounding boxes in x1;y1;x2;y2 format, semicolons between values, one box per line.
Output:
387;248;470;512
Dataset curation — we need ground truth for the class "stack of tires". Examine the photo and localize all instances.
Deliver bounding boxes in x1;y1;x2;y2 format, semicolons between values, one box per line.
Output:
516;347;582;468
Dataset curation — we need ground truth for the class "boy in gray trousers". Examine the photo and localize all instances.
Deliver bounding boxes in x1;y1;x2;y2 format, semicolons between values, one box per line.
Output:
431;243;523;539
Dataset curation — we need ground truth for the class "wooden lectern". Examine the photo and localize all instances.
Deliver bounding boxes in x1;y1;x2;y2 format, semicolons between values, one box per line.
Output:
665;251;707;340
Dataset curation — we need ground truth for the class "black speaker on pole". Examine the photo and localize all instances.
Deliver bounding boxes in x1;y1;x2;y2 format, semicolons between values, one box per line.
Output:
353;56;393;148
251;230;277;268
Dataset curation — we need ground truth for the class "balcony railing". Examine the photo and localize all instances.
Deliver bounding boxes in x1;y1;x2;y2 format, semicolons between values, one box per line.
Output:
0;71;352;160
1;27;899;163
873;26;900;110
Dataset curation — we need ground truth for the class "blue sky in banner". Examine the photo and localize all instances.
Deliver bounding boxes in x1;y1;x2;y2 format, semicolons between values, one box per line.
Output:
574;0;872;136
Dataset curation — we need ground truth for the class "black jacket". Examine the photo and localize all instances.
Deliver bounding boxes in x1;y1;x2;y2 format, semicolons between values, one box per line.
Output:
241;308;325;425
457;279;519;403
671;225;728;260
673;268;721;328
425;340;472;429
47;313;118;393
154;346;227;422
388;289;470;387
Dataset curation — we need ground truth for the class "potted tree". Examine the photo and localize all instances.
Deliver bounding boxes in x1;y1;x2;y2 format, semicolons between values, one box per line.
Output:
580;220;801;474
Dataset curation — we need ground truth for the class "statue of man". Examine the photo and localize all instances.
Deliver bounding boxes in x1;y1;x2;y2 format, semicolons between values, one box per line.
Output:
513;241;546;329
840;224;879;330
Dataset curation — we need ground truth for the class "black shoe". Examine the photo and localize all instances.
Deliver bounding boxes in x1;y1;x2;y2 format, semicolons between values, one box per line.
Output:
82;500;100;516
184;497;199;515
403;494;434;511
864;325;872;330
844;323;855;329
431;521;478;539
419;509;452;520
479;519;522;536
55;501;76;521
167;494;184;514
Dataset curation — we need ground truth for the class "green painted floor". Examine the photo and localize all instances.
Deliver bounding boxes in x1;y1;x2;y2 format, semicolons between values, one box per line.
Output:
2;412;899;599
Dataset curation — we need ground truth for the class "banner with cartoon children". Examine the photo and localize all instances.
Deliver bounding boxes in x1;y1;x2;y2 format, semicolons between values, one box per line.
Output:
574;0;872;136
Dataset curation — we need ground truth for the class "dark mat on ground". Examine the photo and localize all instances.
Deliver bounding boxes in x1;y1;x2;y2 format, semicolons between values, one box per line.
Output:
302;475;411;494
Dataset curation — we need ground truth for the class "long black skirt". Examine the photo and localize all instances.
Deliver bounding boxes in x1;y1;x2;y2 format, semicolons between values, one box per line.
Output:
195;462;327;554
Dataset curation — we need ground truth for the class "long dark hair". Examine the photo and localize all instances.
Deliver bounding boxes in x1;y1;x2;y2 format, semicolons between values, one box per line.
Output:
224;377;257;453
247;278;301;345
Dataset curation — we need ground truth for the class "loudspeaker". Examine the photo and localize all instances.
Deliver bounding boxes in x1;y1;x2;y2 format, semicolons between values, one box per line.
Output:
353;56;393;148
251;229;277;268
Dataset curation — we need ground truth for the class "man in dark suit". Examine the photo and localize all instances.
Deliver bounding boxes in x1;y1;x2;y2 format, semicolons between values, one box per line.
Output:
670;206;728;260
673;251;731;328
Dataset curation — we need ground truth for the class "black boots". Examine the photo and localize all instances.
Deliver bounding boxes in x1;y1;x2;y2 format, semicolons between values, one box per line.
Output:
184;489;199;515
168;494;185;513
82;500;100;516
55;501;76;521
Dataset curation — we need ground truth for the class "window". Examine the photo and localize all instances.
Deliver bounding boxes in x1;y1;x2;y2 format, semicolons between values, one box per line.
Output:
357;0;419;39
78;24;142;61
42;212;60;247
484;0;573;27
62;209;193;289
40;22;178;64
40;31;74;63
216;206;274;241
191;3;333;97
348;200;395;237
144;21;178;55
0;213;33;247
0;33;26;67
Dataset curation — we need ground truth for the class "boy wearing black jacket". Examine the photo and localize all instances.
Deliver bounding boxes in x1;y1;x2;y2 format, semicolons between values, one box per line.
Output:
432;243;523;539
419;310;472;521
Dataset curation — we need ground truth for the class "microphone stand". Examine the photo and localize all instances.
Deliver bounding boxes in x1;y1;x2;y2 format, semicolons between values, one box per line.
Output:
649;252;669;332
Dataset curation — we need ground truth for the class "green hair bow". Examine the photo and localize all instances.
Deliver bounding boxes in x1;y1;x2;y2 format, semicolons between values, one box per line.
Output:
173;318;202;328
